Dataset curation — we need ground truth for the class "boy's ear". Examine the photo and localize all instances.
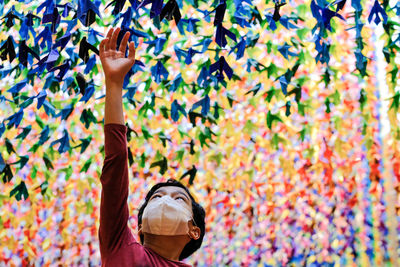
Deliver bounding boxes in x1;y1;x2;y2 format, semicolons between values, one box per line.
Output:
189;226;201;240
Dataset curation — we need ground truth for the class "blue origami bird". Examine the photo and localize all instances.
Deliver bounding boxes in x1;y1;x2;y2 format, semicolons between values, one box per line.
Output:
229;37;246;59
197;66;210;88
177;18;200;35
41;6;61;33
145;37;167;56
171;100;187;121
48;60;70;81
310;0;345;32
168;73;183;92
35;25;52;50
191;95;210;116
137;0;163;19
37;0;55;15
5;107;24;129
0;36;16;63
151;61;169;84
368;0;388;25
19;11;40;40
214;0;226;26
193;37;212;53
174;46;201;64
19;40;40;67
105;0;128;15
50;129;71;154
1;6;22;28
77;0;102;27
160;0;181;25
215;23;237;47
209;56;233;81
56;3;75;17
278;43;298;60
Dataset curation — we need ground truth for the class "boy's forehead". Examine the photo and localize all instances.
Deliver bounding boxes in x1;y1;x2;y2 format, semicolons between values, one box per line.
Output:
156;186;189;197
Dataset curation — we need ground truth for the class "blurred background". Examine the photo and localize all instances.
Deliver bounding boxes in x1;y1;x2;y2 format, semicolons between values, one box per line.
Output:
0;0;399;265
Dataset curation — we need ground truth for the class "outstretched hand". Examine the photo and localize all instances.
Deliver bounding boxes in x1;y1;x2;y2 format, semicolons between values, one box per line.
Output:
99;27;136;84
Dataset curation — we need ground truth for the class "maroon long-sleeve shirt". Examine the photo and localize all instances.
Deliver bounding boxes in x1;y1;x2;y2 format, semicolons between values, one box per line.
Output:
99;123;191;267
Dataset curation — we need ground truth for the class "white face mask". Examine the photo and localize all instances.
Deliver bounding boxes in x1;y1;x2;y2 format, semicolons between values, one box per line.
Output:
142;194;195;236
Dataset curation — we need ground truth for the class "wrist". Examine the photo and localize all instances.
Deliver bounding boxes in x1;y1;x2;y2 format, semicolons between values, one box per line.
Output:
105;78;124;89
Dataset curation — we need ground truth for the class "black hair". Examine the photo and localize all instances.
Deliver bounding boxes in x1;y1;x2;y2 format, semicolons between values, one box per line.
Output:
137;179;206;260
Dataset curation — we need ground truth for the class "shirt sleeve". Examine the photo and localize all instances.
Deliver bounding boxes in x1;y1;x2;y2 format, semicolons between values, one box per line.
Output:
98;123;133;259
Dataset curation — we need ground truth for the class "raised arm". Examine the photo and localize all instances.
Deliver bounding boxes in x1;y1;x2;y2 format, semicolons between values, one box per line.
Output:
98;27;137;260
100;27;136;125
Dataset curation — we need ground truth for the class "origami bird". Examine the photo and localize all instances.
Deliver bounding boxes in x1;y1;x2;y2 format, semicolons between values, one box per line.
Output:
171;100;187;121
145;37;167;56
368;0;388;25
0;36;16;63
48;60;70;81
193;37;212;52
214;0;226;26
137;0;164;19
151;60;169;84
105;0;128;15
79;36;99;63
229;37;246;59
174;46;201;64
10;181;29;201
191;95;210;116
190;113;207;131
310;0;345;32
49;129;71;154
215;23;237;47
4;107;24;129
209;56;233;81
56;3;75;17
19;11;40;40
278;15;298;29
267;110;283;129
160;0;181;24
41;7;61;33
35;25;52;50
278;42;298;60
168;73;183;92
1;6;22;28
77;0;102;27
272;0;286;21
79;109;97;130
150;156;168;174
177;18;200;34
180;165;197;185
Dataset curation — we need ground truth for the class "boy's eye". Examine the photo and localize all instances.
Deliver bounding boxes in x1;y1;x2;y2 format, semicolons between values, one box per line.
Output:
152;195;185;201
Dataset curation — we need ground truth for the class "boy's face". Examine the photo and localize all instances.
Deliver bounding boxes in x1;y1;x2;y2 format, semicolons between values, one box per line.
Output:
149;186;193;212
138;186;197;237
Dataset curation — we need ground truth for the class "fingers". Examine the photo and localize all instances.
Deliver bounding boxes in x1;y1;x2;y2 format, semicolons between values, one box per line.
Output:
106;27;113;39
119;31;130;54
99;38;107;56
110;27;121;51
101;27;136;64
104;28;114;51
128;41;136;62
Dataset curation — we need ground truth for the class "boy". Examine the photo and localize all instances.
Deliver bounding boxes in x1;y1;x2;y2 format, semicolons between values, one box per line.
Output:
98;27;206;266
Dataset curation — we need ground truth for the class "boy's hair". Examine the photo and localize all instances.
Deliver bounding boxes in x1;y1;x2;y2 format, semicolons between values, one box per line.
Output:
137;179;206;260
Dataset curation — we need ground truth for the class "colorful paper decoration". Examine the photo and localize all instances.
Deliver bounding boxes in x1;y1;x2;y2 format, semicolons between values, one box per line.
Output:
0;0;399;265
